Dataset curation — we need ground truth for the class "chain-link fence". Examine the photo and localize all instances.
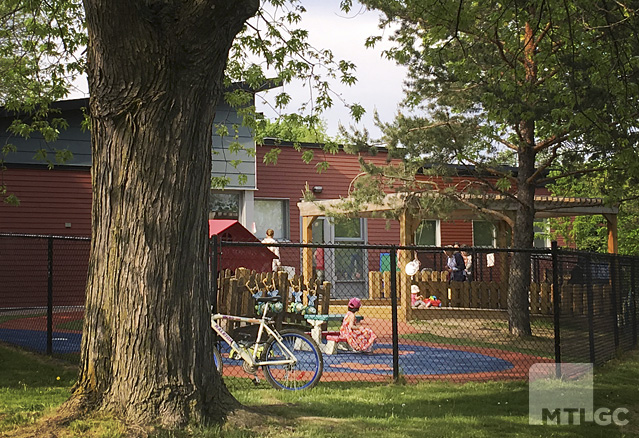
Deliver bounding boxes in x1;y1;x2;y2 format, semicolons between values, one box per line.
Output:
1;233;637;390
213;239;638;389
0;234;89;357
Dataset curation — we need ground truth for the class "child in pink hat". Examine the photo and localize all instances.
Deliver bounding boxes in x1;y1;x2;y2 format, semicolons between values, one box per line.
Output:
339;298;377;352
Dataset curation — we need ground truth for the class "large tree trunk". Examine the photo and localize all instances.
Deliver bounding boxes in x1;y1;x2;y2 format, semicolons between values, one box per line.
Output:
73;0;258;427
507;137;535;337
507;16;537;337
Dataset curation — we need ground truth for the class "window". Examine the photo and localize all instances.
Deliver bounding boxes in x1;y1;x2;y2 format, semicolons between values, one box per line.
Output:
254;199;289;240
533;219;550;248
415;220;439;246
334;218;362;240
210;191;240;220
333;218;366;287
473;221;496;247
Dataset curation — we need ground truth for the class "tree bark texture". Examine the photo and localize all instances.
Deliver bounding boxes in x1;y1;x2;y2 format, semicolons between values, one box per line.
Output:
507;15;537;337
507;137;535;337
75;0;258;427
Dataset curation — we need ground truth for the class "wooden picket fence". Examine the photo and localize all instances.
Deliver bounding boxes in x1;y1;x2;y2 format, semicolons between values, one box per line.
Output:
216;268;614;318
216;268;331;318
368;270;615;315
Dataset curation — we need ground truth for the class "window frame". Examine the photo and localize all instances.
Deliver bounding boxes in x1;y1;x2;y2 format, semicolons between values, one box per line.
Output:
414;219;440;246
209;190;242;220
472;220;496;247
254;197;290;241
533;219;551;248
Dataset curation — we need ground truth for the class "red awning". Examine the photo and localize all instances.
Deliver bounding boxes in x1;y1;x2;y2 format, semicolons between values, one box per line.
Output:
208;220;277;272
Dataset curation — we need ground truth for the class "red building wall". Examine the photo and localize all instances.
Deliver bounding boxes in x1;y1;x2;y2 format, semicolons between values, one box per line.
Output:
0;167;91;308
0;167;92;236
256;144;502;246
256;144;402;244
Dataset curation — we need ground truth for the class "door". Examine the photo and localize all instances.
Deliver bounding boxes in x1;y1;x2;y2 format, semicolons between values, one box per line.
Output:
307;217;368;299
330;218;367;299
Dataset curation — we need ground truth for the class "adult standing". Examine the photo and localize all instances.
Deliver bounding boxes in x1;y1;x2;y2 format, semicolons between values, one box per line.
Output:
461;250;472;282
314;247;325;282
444;245;465;282
262;228;281;272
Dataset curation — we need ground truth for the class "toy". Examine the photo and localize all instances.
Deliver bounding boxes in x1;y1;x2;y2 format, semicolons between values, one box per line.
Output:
425;295;442;307
272;301;284;313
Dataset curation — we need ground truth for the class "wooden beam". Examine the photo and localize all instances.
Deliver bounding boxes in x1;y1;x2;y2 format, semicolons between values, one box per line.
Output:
398;209;420;321
299;194;618;221
301;217;317;281
604;213;618;254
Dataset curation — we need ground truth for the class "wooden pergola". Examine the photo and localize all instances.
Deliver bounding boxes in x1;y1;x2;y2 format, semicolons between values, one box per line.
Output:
297;193;619;319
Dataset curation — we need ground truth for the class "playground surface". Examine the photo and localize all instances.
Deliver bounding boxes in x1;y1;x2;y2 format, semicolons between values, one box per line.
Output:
0;311;552;382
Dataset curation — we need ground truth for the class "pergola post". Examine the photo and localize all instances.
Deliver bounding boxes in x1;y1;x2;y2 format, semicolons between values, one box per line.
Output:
301;216;317;282
399;209;420;321
604;213;619;254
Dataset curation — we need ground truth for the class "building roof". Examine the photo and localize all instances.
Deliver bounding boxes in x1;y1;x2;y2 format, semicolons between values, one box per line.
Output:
208;219;277;272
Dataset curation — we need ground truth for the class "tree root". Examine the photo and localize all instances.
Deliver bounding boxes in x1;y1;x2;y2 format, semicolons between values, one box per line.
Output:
223;404;293;435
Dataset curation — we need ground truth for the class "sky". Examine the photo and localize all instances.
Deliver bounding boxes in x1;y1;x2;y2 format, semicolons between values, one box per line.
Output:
68;0;407;139
255;1;407;139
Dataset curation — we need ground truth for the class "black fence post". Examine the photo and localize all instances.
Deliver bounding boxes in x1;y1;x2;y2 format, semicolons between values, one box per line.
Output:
551;241;561;372
46;235;53;356
210;235;218;314
632;258;637;348
389;245;399;382
586;253;596;364
610;255;619;350
471;247;477;282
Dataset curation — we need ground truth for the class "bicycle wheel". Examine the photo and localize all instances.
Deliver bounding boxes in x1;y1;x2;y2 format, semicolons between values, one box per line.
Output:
213;345;223;375
263;329;323;390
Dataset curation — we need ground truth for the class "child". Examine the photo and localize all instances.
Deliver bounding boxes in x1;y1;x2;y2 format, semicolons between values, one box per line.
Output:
410;285;432;309
340;298;377;352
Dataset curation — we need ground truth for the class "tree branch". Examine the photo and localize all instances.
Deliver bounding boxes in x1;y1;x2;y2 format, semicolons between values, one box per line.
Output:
537;166;621;185
527;143;560;184
487;133;519;151
533;132;568;153
445;192;516;228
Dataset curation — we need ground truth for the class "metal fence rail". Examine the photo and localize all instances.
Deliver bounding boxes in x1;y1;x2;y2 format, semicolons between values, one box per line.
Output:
1;233;637;391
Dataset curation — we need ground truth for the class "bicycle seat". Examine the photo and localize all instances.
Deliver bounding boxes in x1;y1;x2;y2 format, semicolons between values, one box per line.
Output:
256;296;281;303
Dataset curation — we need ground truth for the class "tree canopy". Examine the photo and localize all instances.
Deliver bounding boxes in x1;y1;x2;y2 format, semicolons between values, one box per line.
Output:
357;0;639;199
349;0;639;335
1;0;364;431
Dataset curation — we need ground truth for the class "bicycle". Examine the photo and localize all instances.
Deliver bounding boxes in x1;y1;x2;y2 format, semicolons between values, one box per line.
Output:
211;295;324;390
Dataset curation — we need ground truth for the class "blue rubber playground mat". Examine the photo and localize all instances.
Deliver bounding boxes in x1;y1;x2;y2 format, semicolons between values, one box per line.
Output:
0;328;514;376
216;342;514;376
323;343;514;375
0;328;81;354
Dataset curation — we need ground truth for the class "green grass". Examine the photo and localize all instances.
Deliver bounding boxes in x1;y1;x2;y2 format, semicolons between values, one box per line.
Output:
0;343;77;433
1;343;637;437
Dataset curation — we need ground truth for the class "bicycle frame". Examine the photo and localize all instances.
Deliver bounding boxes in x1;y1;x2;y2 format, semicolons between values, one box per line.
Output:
210;306;297;368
